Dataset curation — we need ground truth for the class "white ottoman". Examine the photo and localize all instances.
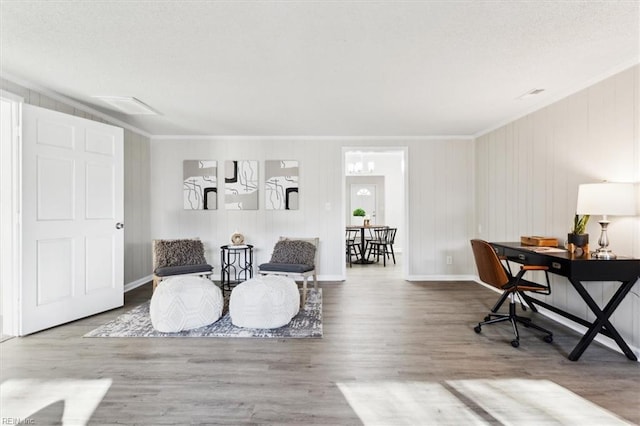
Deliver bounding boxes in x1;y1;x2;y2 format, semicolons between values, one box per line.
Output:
150;276;223;332
229;275;300;329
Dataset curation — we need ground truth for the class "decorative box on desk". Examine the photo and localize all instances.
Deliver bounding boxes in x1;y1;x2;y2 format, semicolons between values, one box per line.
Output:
520;236;558;247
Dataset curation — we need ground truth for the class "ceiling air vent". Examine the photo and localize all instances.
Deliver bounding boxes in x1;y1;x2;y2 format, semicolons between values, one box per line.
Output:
516;88;545;100
92;96;159;115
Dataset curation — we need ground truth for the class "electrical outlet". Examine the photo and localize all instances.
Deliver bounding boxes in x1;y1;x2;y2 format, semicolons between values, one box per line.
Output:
446;256;453;265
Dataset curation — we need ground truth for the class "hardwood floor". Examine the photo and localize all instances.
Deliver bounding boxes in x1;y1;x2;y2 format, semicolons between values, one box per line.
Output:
2;255;639;425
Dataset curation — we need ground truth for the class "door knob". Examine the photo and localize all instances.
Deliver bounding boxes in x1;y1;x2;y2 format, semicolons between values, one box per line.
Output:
116;222;124;229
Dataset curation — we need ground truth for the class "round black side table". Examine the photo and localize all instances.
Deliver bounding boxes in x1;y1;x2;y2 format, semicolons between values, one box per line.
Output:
220;244;254;296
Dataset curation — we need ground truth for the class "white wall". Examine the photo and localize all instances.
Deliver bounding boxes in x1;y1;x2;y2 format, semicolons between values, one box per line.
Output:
475;64;640;353
150;137;475;280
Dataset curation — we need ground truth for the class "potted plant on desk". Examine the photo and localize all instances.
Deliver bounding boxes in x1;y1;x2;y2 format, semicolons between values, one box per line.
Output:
567;214;589;253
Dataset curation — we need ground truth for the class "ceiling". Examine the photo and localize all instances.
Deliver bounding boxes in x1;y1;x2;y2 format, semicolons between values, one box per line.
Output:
1;1;638;137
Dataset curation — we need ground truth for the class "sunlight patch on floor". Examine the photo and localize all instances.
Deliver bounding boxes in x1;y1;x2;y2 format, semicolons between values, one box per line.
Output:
448;378;632;426
337;381;486;425
1;378;112;425
337;379;631;426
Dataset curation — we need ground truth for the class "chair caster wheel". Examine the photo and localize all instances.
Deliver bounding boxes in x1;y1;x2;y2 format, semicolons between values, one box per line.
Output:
511;339;520;348
484;315;491;322
474;325;482;334
544;335;553;343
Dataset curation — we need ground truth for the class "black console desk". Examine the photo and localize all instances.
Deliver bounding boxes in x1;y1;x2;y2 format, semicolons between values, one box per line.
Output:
491;242;640;361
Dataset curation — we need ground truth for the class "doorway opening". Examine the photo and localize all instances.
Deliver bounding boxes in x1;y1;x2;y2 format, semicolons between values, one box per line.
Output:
342;148;407;278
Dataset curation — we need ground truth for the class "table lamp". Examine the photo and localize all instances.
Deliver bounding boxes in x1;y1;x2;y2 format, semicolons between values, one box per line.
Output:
576;182;637;259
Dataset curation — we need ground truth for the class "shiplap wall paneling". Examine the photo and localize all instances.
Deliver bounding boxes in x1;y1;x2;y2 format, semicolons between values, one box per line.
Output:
444;140;475;276
123;130;152;283
405;139;474;277
407;141;432;275
150;138;344;278
409;141;440;275
151;137;475;279
475;65;639;354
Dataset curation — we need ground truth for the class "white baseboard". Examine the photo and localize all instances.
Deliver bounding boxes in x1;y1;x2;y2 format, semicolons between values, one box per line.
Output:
407;275;476;281
124;275;153;293
317;275;345;282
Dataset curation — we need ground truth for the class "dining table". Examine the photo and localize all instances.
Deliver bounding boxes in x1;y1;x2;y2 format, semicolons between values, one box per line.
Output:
346;224;387;264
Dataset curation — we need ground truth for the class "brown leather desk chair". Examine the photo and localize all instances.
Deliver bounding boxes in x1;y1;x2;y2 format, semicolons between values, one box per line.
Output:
470;239;554;348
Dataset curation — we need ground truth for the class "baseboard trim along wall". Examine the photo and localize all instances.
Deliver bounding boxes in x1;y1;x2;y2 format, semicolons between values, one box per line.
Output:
407;275;476;281
124;275;153;293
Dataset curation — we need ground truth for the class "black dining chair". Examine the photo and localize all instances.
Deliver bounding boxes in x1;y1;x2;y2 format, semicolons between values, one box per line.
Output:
345;229;361;267
365;227;397;266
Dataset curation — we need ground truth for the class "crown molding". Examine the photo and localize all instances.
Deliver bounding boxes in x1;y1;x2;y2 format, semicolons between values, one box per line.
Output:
151;134;475;141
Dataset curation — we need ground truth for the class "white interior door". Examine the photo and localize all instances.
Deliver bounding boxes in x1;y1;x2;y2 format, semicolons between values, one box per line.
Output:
350;183;377;225
20;104;124;335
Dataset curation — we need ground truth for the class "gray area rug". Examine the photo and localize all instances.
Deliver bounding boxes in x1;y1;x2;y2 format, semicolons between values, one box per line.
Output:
84;289;322;338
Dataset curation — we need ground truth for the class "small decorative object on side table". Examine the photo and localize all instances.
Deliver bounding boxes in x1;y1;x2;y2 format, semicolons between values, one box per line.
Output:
220;244;253;296
230;231;245;245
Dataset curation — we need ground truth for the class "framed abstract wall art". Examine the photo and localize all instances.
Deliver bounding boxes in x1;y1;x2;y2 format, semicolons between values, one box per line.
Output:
225;160;258;210
183;160;217;210
265;160;299;210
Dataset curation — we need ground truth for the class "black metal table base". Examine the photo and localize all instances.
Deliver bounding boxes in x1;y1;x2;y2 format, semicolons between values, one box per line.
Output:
352;258;376;265
523;278;637;361
220;244;253;297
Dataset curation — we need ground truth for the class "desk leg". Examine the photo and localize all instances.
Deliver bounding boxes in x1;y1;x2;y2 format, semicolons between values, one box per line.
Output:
568;278;637;362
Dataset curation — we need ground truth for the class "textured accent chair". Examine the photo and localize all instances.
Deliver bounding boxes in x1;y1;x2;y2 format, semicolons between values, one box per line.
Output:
152;238;214;290
470;239;553;348
258;237;319;304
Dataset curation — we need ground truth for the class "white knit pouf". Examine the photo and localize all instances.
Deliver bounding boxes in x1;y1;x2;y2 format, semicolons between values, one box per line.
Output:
229;275;300;329
150;276;223;332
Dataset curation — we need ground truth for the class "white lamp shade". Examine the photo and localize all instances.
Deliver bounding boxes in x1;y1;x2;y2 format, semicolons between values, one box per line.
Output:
576;183;637;216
